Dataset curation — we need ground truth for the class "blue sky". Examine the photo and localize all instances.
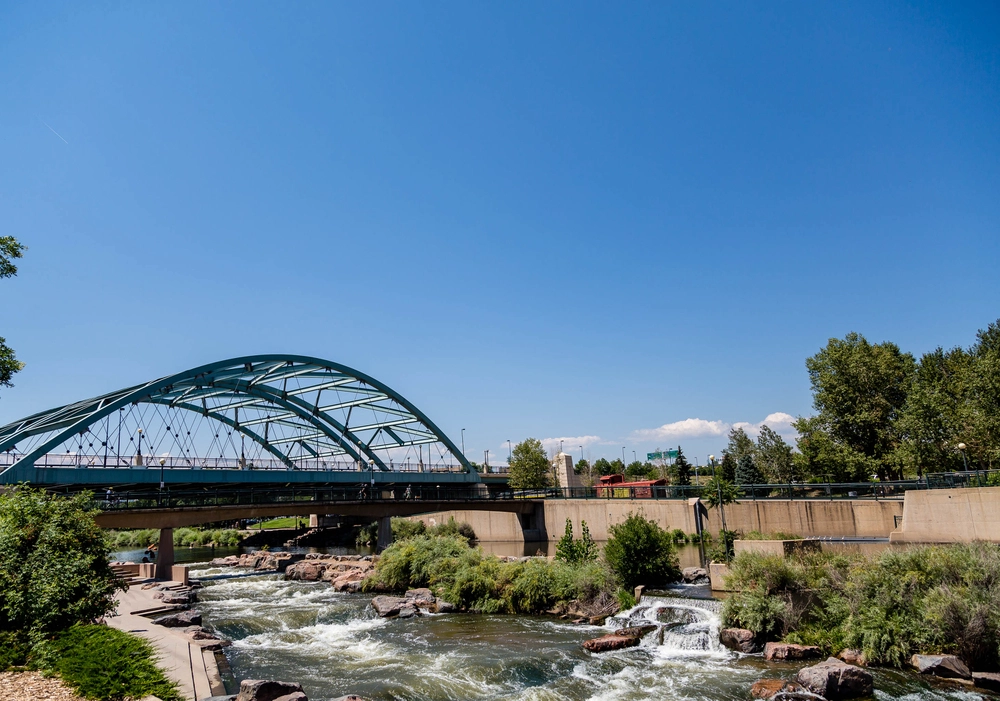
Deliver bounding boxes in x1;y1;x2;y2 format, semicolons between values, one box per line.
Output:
1;2;998;467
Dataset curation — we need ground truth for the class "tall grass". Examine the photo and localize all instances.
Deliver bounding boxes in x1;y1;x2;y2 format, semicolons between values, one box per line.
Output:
721;542;1000;670
106;528;243;550
363;535;619;615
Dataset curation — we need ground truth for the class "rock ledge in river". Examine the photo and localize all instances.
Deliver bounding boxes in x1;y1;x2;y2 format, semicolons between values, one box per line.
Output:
720;628;756;653
796;657;873;700
235;679;307;701
764;642;822;661
583;634;641;653
908;654;971;679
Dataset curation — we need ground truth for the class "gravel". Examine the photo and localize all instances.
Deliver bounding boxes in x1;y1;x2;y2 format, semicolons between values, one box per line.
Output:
0;671;84;701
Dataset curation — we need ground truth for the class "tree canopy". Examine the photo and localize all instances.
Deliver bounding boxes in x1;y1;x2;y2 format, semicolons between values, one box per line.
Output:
507;438;551;489
0;236;25;390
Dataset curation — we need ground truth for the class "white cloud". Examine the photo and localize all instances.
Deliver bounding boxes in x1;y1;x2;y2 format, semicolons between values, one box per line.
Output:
538;435;602;455
632;418;729;441
632;413;798;443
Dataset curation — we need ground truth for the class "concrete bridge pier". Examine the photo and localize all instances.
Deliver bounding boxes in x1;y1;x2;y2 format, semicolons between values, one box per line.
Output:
376;515;393;552
155;527;174;580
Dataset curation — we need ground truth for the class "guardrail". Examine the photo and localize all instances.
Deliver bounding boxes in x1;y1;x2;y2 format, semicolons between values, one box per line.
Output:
90;469;1000;512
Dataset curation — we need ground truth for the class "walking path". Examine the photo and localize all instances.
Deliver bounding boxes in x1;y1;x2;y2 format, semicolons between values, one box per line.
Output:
106;581;226;701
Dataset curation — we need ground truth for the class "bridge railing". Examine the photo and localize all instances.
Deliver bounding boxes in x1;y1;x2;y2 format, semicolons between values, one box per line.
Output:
90;470;1000;512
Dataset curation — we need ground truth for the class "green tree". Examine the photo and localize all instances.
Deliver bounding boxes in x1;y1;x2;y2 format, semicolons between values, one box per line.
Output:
604;513;680;589
0;487;125;643
555;519;577;562
609;458;625;474
726;427;757;463
625;460;656;479
554;519;598;565
702;476;740;509
507;438;551;489
672;447;692;485
792;415;871;482
735;453;765;486
574;459;589;475
592;458;613;476
756;425;796;483
0;237;25;390
805;332;916;480
967;321;1000;469
719;451;737;482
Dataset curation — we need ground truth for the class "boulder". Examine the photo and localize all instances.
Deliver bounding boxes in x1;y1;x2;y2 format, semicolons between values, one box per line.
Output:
235;680;306;701
160;593;192;605
614;625;657;639
331;571;367;592
272;694;307;701
433;600;456;614
371;596;408;617
720;628;757;653
973;672;1000;693
796;657;873;700
750;679;803;699
285;562;327;582
152;610;202;627
764;642;822;661
682;567;709;583
396;605;419;619
909;654;972;679
330;696;366;701
405;588;436;607
583;634;641;653
210;556;241;567
836;649;866;666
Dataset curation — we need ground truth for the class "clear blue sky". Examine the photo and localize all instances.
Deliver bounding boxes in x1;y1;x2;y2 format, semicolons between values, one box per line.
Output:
2;2;998;466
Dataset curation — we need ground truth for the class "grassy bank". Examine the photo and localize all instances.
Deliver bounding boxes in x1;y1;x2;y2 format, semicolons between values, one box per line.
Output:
107;527;243;549
721;542;1000;670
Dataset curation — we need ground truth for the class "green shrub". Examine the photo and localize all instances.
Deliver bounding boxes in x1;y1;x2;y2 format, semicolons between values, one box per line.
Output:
365;534;618;615
603;513;680;589
428;517;476;544
668;528;689;544
742;530;803;541
0;487;124;642
555;520;599;564
40;625;181;701
391;518;427;540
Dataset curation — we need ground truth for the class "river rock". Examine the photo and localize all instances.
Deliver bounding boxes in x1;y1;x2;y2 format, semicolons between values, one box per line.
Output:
285;561;327;581
750;679;804;699
211;556;241;567
153;610;202;627
583;634;641;653
371;596;409;617
796;657;873;700
615;625;657;639
764;642;822;661
331;696;366;701
405;588;436;607
331;570;367;592
160;592;193;605
720;628;757;653
909;654;971;679
235;680;307;701
396;605;419;618
433;600;456;614
682;567;709;583
973;672;1000;693
836;649;866;666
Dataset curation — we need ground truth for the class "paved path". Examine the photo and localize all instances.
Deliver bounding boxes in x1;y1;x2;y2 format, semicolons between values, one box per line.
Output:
106;581;226;701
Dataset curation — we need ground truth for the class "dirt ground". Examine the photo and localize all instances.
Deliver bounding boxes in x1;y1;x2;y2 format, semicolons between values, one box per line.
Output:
0;671;84;701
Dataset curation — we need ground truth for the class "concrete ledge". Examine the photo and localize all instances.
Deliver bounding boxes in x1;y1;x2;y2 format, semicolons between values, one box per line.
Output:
709;562;732;591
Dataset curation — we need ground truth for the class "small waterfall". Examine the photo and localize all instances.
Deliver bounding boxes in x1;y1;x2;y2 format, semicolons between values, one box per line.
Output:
607;596;727;655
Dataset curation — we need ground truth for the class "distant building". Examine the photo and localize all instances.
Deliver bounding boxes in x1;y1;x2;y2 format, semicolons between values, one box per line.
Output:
552;452;582;489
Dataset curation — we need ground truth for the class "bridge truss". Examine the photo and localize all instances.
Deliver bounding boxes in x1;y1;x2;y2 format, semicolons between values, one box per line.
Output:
0;355;475;487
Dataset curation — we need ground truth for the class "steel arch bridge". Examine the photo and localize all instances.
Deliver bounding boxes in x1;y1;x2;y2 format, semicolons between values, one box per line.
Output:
0;355;478;487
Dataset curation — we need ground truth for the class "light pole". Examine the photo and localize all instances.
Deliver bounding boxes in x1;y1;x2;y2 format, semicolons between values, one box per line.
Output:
621;446;626;469
461;429;466;456
484;449;489;471
633;450;637;465
507;440;512;462
136;428;143;467
958;443;969;471
560;439;564;455
159;457;166;490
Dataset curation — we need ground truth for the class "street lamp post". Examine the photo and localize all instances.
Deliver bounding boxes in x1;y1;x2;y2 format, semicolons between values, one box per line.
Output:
136;428;143;467
621;446;626;470
507;440;512;462
461;429;466;456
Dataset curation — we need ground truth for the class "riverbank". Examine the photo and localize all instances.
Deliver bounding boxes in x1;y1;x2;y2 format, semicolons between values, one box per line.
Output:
106;577;227;701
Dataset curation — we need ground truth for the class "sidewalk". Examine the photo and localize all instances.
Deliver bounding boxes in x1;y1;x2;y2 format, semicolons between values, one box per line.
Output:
106;582;227;701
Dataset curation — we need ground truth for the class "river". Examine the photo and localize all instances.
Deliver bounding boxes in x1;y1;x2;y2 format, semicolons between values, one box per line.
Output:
150;550;982;701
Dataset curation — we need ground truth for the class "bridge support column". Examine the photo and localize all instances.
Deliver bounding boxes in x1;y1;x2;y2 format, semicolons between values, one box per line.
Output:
154;528;174;580
376;516;393;553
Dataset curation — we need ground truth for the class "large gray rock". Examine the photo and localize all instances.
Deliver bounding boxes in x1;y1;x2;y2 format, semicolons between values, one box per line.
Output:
433;600;456;614
764;642;822;661
796;657;873;700
371;596;409;617
909;654;972;679
720;628;756;653
152;610;201;627
614;625;657;639
973;672;1000;693
682;567;709;583
235;679;306;701
405;588;436;607
285;561;327;581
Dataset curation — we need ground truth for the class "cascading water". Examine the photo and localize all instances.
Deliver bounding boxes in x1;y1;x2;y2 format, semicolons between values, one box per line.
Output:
607;596;727;656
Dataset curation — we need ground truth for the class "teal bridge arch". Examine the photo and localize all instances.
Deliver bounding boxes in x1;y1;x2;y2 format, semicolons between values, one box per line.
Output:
0;355;478;487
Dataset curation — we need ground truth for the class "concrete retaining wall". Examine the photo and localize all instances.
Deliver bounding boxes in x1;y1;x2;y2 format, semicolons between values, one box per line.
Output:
415;497;902;542
890;486;1000;543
